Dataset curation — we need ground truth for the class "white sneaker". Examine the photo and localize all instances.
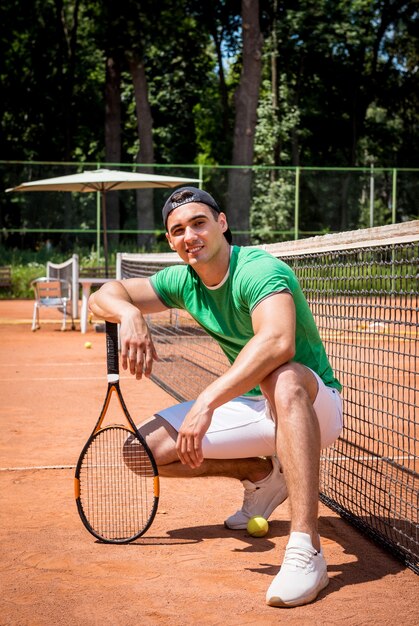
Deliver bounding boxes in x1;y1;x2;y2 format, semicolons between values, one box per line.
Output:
224;456;288;530
266;532;329;607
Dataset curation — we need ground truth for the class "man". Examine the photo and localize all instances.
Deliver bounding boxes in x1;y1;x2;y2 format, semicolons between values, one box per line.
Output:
89;186;343;607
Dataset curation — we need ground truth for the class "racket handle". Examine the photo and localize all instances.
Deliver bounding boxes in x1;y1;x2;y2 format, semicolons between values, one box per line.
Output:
106;322;119;377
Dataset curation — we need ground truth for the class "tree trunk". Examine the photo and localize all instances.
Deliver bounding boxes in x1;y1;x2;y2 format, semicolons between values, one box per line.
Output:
105;55;121;249
128;54;155;250
271;0;280;172
227;0;263;245
54;0;81;246
209;22;230;142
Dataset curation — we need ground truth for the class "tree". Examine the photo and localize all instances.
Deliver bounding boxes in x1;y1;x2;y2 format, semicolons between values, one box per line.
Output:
227;0;264;244
0;0;105;249
128;54;156;248
1;0;418;252
186;0;242;165
258;0;419;230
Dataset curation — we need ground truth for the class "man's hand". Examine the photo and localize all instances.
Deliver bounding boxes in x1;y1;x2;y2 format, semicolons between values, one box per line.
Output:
119;313;159;379
176;400;213;468
88;277;167;380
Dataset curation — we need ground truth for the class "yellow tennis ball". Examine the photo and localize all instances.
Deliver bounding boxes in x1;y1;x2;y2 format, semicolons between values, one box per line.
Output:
247;516;269;537
84;341;92;349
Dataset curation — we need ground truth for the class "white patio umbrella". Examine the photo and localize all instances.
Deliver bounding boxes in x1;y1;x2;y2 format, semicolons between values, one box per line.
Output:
6;168;201;275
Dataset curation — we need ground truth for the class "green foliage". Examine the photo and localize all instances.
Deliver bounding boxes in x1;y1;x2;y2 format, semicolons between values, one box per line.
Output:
193;95;232;166
269;0;419;166
145;17;221;164
250;175;295;243
1;0;417;168
0;240;177;298
250;80;295;243
358;198;392;230
0;0;418;247
15;264;45;298
0;263;44;300
0;0;105;162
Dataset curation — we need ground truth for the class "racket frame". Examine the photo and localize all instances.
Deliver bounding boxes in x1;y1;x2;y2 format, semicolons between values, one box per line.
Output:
74;322;159;543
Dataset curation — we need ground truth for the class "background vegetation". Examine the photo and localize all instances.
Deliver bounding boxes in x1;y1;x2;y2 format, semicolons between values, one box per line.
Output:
1;0;417;269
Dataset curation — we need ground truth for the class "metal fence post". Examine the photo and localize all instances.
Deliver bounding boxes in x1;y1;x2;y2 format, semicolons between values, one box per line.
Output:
392;168;397;223
369;163;375;228
96;162;101;263
294;166;300;240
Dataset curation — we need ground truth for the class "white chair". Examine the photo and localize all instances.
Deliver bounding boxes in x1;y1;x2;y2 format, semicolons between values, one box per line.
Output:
46;254;79;321
31;278;74;331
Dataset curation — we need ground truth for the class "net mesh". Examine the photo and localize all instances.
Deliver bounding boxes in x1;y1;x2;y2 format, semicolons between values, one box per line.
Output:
117;221;419;572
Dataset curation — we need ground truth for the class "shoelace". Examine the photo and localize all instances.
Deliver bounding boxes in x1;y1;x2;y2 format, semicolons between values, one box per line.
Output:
283;546;317;569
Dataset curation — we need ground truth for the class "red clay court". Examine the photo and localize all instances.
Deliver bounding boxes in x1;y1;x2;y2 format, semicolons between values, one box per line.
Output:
0;299;417;625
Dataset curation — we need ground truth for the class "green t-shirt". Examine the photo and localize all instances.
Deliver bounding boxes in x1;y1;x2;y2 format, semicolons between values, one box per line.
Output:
150;246;342;395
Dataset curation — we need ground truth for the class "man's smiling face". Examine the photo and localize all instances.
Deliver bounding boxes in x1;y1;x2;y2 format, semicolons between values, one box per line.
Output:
165;202;229;266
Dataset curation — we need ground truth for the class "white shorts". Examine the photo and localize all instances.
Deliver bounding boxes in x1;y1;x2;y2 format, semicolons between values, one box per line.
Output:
156;370;343;459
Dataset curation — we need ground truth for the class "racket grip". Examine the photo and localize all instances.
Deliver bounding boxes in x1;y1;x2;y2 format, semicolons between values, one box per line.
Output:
106;322;119;377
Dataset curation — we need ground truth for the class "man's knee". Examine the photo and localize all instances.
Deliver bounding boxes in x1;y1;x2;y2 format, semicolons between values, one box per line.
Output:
123;415;178;470
260;362;318;409
122;433;144;471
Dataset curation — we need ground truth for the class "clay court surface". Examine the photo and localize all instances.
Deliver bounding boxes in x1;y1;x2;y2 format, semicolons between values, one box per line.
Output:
0;300;417;626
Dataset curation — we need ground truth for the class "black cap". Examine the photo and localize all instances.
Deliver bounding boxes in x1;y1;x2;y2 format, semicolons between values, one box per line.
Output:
162;186;232;244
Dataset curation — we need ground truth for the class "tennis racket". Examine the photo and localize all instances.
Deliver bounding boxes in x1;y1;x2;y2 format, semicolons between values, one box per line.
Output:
75;321;159;543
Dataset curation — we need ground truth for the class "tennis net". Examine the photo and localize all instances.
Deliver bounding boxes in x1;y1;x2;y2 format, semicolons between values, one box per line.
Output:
117;220;419;573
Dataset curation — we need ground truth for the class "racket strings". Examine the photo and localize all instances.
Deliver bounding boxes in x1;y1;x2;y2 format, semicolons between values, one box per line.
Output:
79;426;156;541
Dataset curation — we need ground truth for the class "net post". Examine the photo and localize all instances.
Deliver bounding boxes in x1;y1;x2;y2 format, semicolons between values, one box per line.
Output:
116;252;122;280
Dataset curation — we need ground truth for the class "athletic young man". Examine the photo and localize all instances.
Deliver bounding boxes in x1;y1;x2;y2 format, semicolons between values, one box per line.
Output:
89;187;343;608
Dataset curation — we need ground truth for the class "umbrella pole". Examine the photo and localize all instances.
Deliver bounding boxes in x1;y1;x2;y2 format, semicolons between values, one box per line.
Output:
101;192;109;278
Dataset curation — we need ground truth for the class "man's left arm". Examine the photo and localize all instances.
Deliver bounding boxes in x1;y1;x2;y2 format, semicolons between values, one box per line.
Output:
176;292;296;467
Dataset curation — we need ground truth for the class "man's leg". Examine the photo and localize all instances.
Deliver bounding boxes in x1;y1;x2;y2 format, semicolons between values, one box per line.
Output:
260;362;329;607
123;412;288;528
126;415;273;481
261;362;320;548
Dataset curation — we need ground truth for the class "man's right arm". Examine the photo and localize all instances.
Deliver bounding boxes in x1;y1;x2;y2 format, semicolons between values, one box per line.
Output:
89;277;169;379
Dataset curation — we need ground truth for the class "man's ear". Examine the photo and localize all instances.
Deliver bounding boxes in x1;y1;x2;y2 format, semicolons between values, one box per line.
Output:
166;232;176;251
218;212;228;233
